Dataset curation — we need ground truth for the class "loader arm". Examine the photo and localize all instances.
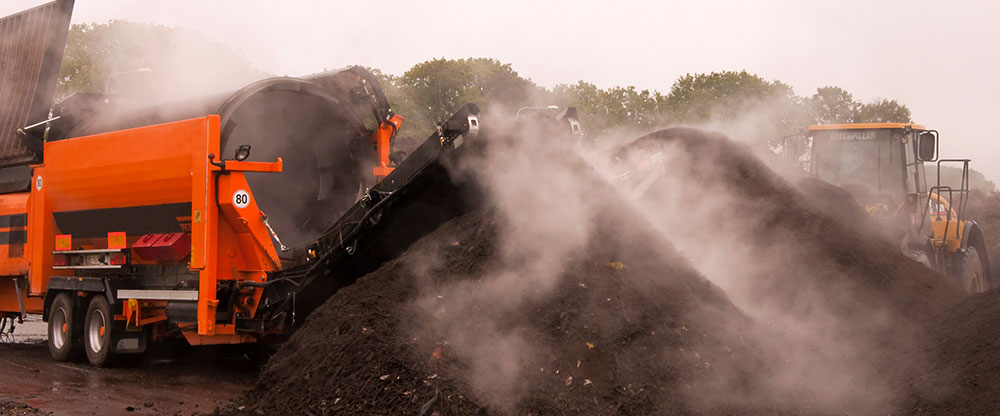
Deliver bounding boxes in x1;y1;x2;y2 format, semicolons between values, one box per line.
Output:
341;66;404;182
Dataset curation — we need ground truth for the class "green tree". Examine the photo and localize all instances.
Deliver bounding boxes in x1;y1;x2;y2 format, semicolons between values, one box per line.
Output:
855;99;911;123
58;21;263;100
370;61;917;147
809;86;859;124
806;88;912;125
665;70;795;120
366;67;436;141
396;58;542;125
551;81;666;136
661;70;811;145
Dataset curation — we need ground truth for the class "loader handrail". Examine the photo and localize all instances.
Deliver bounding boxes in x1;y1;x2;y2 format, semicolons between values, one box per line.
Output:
936;159;971;221
919;159;971;238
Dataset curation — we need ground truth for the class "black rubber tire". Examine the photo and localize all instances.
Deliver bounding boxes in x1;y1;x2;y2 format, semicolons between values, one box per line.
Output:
953;245;989;294
83;295;115;367
47;292;78;362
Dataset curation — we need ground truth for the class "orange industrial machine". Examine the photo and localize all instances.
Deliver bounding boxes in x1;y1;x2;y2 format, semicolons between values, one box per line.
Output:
0;0;483;366
12;116;283;361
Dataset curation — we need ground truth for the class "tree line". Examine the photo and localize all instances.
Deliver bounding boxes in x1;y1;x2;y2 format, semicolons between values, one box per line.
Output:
58;22;912;143
53;22;997;193
375;58;911;140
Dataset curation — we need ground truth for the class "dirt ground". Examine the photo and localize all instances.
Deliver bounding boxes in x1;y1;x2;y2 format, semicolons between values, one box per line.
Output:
0;338;254;416
0;400;45;416
899;287;1000;415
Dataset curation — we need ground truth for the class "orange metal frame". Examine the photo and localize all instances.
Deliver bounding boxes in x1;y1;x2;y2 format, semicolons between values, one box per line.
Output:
0;116;283;345
373;115;403;181
2;111;397;345
0;192;34;314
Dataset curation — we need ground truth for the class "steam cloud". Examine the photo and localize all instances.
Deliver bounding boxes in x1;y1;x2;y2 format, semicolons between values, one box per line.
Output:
405;117;607;411
402;100;953;414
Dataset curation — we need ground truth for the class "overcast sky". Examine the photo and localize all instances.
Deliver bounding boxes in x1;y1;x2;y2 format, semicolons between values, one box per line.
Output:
4;0;1000;180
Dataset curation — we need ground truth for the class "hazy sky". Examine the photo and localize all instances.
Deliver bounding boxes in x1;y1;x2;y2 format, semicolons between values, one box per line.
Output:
5;0;1000;180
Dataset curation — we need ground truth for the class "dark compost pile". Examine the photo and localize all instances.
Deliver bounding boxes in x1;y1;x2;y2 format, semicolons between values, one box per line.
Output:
217;127;1000;415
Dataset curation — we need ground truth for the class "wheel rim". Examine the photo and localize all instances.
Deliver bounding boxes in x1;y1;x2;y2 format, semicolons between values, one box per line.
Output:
51;306;68;350
966;247;986;293
969;269;986;293
87;308;106;354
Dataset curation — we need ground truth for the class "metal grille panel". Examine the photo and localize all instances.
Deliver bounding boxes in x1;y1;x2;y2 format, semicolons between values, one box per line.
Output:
0;0;74;167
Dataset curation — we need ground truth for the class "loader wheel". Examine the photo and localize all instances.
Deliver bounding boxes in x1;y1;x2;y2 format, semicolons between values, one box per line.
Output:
953;245;988;294
47;293;79;362
84;295;115;367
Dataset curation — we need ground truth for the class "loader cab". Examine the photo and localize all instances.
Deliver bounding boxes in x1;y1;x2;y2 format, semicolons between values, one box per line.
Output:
808;123;930;219
807;123;993;294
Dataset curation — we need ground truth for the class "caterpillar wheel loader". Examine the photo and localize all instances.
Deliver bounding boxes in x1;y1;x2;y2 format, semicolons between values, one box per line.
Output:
806;123;992;293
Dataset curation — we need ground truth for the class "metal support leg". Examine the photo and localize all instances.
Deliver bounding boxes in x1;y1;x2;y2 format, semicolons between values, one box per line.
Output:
12;277;26;322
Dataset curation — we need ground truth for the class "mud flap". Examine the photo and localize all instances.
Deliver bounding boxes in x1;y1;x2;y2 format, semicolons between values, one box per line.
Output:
114;328;147;354
12;277;26;320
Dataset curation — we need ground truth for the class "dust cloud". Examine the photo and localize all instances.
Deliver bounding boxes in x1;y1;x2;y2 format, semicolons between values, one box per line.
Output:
84;22;266;104
404;117;607;411
399;99;960;414
595;134;894;413
588;101;966;413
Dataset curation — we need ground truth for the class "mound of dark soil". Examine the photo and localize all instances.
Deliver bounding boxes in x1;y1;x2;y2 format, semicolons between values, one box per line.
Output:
0;400;44;416
618;128;967;413
794;176;893;244
626;127;962;320
219;126;976;415
221;200;787;415
901;288;1000;415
